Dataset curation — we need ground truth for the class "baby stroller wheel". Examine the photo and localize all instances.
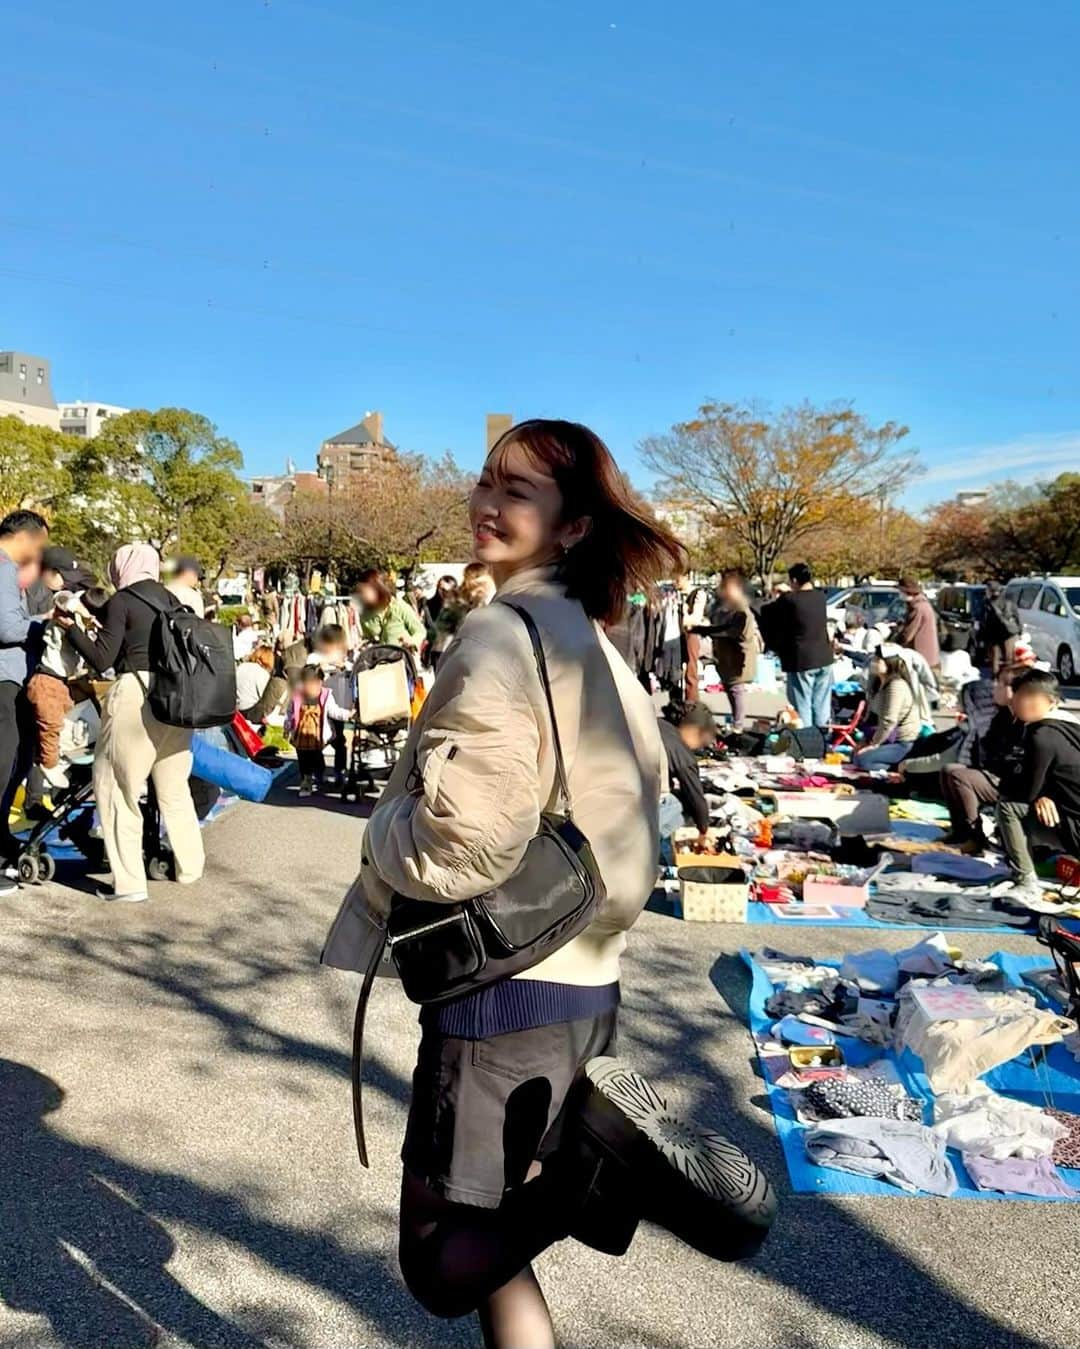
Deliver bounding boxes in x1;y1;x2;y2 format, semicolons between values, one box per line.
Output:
147;854;172;883
36;851;56;883
17;854;40;884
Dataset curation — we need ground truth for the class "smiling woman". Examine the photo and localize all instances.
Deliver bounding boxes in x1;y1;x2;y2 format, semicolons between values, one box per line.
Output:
474;419;685;625
324;419;776;1348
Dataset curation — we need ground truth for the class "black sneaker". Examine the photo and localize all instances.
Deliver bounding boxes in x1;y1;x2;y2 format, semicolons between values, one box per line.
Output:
567;1057;776;1261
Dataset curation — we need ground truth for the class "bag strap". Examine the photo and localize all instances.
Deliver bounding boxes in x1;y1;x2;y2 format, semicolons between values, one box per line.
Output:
501;602;573;819
350;941;384;1168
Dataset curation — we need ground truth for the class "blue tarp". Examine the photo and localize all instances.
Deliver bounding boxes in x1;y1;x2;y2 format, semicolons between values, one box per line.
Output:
741;947;1080;1200
745;900;1036;935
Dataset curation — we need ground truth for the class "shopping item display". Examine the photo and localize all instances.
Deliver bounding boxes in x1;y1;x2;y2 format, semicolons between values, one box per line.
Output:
743;943;1080;1201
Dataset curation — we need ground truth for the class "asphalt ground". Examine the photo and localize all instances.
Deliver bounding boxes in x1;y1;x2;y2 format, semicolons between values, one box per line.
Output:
0;778;1075;1349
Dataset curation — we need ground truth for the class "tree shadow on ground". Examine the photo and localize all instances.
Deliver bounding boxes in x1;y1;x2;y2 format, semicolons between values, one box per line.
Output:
0;1059;466;1349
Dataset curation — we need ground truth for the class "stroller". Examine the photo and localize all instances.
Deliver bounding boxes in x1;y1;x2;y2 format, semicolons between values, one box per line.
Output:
341;644;417;802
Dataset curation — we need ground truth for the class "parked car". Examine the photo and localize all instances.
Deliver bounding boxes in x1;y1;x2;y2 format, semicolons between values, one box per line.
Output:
825;584;900;630
935;584;987;657
1003;576;1080;683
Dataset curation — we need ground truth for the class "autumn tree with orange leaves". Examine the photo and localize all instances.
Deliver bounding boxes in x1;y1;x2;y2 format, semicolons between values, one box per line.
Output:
641;401;918;583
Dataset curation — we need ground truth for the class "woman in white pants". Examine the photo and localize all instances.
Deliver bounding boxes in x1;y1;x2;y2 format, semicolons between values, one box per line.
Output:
61;544;204;902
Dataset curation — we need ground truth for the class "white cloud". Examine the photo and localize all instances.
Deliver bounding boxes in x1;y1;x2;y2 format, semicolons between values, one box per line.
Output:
904;430;1080;504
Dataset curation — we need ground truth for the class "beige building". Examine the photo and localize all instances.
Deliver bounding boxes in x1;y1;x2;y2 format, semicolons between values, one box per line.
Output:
249;468;328;521
0;350;60;430
486;412;513;451
57;399;129;438
317;411;395;488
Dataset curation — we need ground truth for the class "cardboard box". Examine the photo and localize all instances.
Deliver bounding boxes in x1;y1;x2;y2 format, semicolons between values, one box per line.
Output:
677;865;749;922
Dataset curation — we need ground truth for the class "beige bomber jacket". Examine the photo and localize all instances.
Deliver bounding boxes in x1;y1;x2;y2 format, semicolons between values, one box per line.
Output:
322;566;664;987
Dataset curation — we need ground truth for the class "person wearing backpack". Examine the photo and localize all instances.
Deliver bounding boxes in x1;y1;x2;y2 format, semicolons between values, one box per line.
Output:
59;543;204;902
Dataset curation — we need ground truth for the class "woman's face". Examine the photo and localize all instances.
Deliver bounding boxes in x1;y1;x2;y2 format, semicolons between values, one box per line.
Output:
357;583;379;610
469;441;587;582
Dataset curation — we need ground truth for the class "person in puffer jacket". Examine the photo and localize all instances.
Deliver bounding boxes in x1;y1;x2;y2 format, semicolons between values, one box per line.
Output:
323;420;777;1346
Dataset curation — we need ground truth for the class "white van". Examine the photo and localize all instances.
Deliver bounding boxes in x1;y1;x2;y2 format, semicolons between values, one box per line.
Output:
1003;576;1080;683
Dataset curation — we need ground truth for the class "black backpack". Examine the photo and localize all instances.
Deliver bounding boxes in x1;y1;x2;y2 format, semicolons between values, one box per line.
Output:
134;589;237;728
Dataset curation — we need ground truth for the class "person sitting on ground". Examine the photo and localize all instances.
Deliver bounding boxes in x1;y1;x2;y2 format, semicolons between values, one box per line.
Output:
997;668;1080;900
759;562;833;729
853;653;923;771
981;580;1021;673
313;623;354;783
896;577;940;671
284;663;351;797
658;699;717;837
706;570;762;731
939;663;1027;852
838;608;882;659
355;568;426;652
165;556;206;618
236;643;275;720
24;547;98;812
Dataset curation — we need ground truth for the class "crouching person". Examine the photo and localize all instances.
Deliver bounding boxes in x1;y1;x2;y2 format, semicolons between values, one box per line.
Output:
997;669;1080;900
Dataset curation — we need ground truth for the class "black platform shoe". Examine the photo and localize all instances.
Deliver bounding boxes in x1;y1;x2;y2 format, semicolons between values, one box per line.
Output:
565;1057;776;1261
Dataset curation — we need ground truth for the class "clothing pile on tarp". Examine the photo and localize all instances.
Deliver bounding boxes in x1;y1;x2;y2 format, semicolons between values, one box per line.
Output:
675;749;1080;933
743;942;1080;1200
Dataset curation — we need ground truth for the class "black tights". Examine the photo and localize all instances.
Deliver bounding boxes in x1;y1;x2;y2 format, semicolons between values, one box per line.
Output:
398;1168;567;1346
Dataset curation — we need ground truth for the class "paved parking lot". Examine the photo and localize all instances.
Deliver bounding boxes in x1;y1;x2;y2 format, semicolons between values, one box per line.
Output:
0;782;1073;1348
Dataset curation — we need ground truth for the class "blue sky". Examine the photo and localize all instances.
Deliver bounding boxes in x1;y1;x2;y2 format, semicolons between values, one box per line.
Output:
4;1;1079;509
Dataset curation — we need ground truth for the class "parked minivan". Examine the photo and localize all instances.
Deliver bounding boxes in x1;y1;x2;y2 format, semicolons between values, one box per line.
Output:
1002;576;1080;683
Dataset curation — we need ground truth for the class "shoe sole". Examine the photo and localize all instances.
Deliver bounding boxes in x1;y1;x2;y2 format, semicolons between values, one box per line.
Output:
579;1057;776;1261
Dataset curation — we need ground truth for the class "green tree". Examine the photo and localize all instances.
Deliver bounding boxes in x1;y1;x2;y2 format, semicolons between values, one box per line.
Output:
92;408;246;553
0;416;76;516
641;401;917;584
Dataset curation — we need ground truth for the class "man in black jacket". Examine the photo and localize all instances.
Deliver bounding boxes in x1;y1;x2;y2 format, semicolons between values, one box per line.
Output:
981;581;1021;673
760;563;833;728
997;669;1080;899
939;668;1025;850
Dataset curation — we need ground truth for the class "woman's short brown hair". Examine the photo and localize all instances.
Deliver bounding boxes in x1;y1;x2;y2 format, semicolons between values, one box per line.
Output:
489;419;687;625
249;644;275;673
355;568;393;610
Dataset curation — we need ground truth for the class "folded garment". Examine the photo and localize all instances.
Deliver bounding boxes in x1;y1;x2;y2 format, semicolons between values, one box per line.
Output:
910;853;1011;883
896;985;1076;1093
1045;1107;1080;1169
802;1075;923;1123
932;1084;1066;1159
765;989;833;1018
867;890;1034;931
774;1015;835;1047
895;933;955;977
1022;967;1070;1008
840;949;900;995
962;1153;1078;1197
804;1117;957;1196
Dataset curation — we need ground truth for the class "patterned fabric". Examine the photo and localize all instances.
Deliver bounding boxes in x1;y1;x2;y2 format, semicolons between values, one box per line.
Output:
803;1075;923;1123
1046;1107;1080;1169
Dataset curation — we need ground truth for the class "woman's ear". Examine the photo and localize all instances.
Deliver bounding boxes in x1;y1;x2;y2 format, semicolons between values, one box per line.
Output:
561;515;592;551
